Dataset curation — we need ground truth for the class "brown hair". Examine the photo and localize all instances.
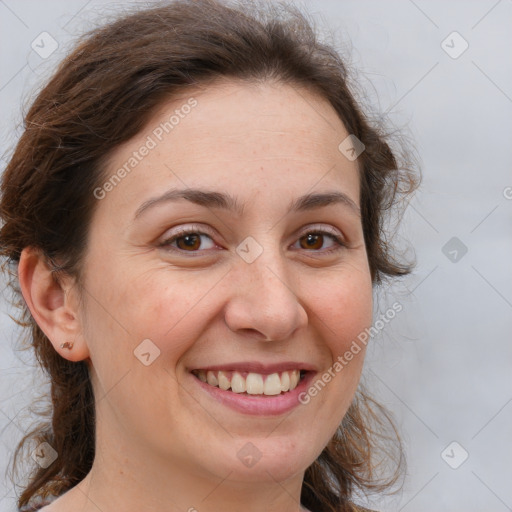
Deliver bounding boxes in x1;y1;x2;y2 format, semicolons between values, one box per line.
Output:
0;1;418;511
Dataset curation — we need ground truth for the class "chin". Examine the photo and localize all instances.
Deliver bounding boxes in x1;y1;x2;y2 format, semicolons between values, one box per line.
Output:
224;437;319;483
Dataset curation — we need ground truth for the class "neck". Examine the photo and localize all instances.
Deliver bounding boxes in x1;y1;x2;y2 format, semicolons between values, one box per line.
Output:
73;463;307;512
60;418;308;512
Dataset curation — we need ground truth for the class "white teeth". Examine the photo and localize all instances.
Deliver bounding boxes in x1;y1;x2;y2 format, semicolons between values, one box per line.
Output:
218;370;230;390
195;369;303;396
280;371;290;392
230;372;246;393
246;373;264;394
263;373;282;395
206;370;218;386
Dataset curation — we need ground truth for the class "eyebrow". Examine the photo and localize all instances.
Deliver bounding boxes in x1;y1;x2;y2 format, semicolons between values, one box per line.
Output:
133;188;360;220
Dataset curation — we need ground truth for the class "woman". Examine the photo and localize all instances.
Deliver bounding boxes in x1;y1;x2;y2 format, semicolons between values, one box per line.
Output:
0;1;418;511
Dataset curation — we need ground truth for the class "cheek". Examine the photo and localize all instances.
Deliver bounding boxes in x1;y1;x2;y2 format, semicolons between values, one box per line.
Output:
301;273;372;431
80;266;209;419
310;268;373;349
108;268;218;360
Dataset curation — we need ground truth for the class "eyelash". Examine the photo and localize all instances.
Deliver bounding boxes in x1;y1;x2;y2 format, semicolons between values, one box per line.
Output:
159;224;346;255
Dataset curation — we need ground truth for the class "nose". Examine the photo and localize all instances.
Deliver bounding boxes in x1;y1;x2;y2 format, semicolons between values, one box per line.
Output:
223;253;308;342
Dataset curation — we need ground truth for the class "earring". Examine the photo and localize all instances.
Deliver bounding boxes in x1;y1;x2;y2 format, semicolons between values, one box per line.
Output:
60;341;74;350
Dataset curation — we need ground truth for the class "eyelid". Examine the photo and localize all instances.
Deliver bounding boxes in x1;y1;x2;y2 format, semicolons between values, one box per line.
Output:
164;223;215;237
158;223;220;250
158;222;347;254
294;223;346;243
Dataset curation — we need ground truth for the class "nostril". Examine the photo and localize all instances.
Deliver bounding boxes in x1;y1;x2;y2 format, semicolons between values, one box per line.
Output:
238;328;273;341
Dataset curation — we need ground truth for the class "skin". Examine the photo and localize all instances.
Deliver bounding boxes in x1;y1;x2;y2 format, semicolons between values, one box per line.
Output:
19;80;373;512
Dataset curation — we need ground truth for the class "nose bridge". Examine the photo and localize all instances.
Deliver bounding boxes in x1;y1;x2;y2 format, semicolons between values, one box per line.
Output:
224;239;307;341
248;253;292;308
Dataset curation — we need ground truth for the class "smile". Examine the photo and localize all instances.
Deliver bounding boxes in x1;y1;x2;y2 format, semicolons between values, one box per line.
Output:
189;362;317;415
191;369;305;395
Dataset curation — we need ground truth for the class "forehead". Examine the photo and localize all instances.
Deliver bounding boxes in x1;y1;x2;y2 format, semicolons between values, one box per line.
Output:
99;80;360;215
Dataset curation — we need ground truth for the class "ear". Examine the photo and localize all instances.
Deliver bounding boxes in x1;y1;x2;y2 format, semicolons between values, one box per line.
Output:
17;246;90;363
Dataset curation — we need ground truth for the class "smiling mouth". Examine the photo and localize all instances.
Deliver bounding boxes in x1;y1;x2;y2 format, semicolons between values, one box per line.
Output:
191;369;308;396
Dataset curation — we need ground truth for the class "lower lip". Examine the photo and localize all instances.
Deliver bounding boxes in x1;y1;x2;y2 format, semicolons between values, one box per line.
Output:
190;371;316;416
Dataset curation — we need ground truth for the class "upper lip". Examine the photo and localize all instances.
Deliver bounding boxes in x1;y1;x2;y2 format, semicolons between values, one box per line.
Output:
190;361;317;374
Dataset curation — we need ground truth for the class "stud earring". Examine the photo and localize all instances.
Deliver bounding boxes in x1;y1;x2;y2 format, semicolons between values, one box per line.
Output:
60;341;74;350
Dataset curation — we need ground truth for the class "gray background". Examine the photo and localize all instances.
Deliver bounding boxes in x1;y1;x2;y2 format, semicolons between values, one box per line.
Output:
1;0;511;511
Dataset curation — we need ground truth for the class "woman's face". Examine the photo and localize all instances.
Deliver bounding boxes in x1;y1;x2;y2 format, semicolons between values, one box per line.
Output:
79;81;372;488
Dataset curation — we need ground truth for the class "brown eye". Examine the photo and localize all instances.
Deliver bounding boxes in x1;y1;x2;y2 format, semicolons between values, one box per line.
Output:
292;230;344;252
176;234;202;251
161;231;216;252
299;233;324;250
